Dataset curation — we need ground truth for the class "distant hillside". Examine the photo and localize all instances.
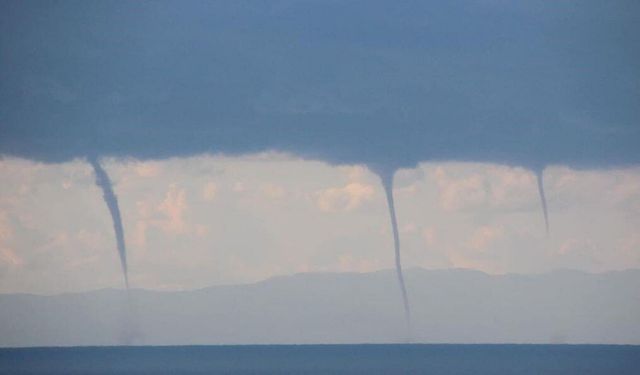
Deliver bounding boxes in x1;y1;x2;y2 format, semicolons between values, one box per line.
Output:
1;268;639;347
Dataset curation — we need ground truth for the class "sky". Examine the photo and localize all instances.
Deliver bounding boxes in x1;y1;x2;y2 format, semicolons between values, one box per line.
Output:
0;1;639;297
2;0;639;169
1;154;639;294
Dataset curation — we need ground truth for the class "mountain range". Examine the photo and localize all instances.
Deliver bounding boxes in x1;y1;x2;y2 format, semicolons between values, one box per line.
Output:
2;268;639;347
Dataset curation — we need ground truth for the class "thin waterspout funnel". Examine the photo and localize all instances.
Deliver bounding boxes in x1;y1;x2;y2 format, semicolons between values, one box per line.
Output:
535;169;549;235
375;166;412;338
89;157;129;288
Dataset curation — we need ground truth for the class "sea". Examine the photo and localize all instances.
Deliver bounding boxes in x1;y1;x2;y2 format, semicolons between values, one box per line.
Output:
0;344;638;374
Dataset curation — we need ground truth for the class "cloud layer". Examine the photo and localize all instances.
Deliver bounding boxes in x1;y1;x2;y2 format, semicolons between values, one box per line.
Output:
1;1;638;171
1;155;639;294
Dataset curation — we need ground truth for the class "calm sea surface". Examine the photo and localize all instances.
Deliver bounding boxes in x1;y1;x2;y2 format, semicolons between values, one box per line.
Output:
1;344;638;374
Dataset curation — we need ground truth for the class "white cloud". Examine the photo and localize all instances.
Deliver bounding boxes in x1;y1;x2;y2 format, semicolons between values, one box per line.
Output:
135;161;161;178
433;166;487;211
0;212;22;267
0;247;22;267
232;181;247;193
1;156;639;294
400;222;417;235
422;227;437;246
467;225;504;251
315;183;375;212
261;183;286;201
157;185;189;235
549;166;640;212
338;165;370;182
487;166;536;208
433;164;540;212
201;182;217;202
132;220;148;248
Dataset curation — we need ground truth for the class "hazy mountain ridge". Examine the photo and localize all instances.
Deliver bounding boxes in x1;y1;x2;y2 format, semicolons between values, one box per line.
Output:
2;268;639;347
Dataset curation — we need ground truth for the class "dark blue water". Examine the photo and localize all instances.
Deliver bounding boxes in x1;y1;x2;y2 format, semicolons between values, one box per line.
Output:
1;345;638;374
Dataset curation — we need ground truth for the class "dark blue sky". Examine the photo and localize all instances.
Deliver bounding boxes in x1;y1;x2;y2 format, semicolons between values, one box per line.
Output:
1;0;639;171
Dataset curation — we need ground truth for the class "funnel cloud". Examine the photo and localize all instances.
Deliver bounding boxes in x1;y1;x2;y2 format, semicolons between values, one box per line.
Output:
374;166;411;337
535;170;550;235
89;157;129;288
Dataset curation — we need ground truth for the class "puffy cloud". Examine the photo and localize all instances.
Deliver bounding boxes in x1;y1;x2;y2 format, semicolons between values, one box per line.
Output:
135;162;161;178
338;165;370;182
131;185;193;247
194;224;209;238
557;238;594;256
0;247;22;267
0;155;639;294
132;220;148;248
395;167;426;192
433;166;487;211
620;234;640;256
201;182;218;202
433;164;539;212
315;183;375;212
157;185;189;235
487;166;536;208
553;238;603;271
400;222;417;235
550;166;640;212
422;227;437;246
0;212;22;267
0;212;12;242
232;182;247;193
261;183;286;201
467;225;504;251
